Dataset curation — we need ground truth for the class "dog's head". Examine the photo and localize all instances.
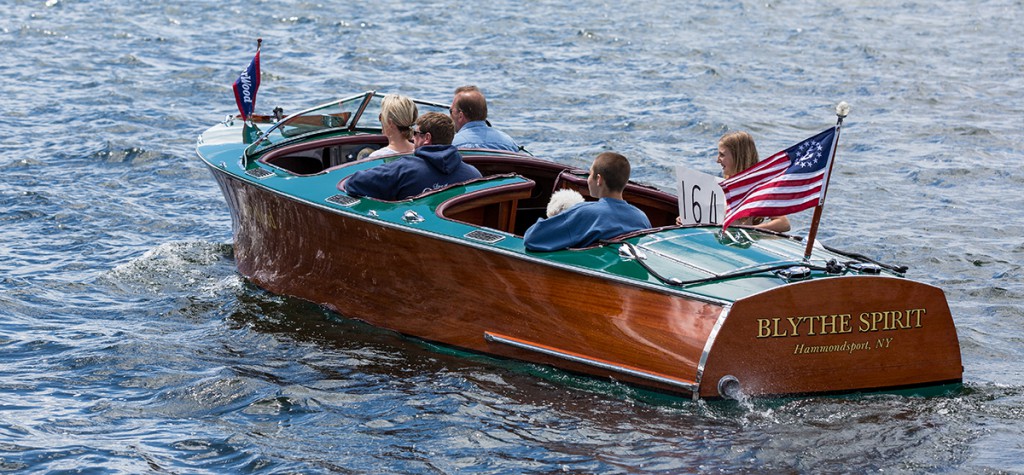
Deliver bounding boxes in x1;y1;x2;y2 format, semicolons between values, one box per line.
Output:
546;189;585;217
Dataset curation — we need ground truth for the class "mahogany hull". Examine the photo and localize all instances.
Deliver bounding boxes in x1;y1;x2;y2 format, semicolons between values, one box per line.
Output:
213;169;962;399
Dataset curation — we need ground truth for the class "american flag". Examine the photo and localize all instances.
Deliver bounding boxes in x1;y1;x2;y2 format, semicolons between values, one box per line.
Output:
232;41;261;121
720;127;837;229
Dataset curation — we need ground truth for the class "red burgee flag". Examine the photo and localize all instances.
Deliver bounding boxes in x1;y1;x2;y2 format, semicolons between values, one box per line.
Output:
232;40;261;120
720;127;837;229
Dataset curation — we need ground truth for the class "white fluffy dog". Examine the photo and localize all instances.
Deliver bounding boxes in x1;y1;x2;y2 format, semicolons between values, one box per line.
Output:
546;189;585;217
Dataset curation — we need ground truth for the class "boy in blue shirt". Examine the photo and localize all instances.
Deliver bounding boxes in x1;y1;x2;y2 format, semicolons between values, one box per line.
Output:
524;152;651;251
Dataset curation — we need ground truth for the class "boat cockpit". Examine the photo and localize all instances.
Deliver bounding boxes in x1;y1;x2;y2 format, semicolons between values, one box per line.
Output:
241;91;680;236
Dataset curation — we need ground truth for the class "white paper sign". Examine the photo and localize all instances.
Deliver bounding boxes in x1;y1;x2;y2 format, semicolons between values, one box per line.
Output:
674;166;725;226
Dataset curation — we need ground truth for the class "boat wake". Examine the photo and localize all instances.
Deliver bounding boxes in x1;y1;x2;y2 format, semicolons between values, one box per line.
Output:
101;241;240;297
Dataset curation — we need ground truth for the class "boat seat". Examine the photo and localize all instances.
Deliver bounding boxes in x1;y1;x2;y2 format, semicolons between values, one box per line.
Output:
552;169;592;198
436;175;536;234
270;150;328;175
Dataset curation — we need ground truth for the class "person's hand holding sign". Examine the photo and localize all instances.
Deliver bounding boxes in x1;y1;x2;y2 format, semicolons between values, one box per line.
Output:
674;166;725;226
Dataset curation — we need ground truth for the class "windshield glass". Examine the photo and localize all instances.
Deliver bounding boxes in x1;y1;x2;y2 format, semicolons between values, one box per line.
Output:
244;92;450;159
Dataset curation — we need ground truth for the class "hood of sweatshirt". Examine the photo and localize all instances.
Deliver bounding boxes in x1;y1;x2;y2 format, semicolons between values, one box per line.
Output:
415;144;464;175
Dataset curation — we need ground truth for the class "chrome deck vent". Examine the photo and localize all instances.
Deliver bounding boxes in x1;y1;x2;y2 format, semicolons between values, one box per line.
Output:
465;230;504;244
245;168;274;179
326;194;360;207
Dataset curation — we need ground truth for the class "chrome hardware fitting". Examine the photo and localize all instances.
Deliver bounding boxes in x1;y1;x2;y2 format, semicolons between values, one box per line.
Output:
718;375;741;400
618;244;647;260
402;210;425;223
848;262;882;274
776;265;811;281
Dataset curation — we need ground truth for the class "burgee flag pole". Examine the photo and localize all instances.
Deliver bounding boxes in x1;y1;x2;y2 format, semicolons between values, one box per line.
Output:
803;102;850;260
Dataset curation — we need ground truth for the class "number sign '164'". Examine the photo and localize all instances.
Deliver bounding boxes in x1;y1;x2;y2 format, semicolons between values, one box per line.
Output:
674;166;726;226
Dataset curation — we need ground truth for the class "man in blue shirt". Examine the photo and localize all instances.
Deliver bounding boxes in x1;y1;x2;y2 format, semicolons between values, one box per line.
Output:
344;112;482;201
450;85;520;152
524;152;651;251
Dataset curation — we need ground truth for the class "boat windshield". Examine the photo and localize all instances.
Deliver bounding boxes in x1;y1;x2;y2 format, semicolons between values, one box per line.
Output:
243;91;449;160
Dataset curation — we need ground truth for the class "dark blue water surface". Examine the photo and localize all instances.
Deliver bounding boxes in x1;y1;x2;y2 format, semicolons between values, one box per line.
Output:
2;0;1023;473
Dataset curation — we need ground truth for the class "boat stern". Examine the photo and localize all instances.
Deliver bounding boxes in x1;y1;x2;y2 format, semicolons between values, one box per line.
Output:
698;275;963;399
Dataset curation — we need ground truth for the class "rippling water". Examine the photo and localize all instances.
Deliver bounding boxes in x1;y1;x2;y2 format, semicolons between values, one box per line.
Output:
2;0;1023;473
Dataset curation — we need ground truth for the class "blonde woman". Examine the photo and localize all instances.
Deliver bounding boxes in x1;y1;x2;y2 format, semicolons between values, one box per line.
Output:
368;94;418;159
677;131;791;232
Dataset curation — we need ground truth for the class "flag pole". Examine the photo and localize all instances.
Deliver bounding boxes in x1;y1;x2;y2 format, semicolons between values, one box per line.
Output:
803;101;850;260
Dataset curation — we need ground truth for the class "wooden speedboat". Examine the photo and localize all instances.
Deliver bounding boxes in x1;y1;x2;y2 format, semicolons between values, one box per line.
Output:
196;91;962;399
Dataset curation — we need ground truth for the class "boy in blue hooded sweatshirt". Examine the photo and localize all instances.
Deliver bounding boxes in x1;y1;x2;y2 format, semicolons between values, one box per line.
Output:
524;152;651;251
344;112;482;201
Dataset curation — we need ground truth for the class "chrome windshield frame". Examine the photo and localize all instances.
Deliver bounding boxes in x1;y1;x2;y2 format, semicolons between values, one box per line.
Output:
242;91;374;163
241;91;452;164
